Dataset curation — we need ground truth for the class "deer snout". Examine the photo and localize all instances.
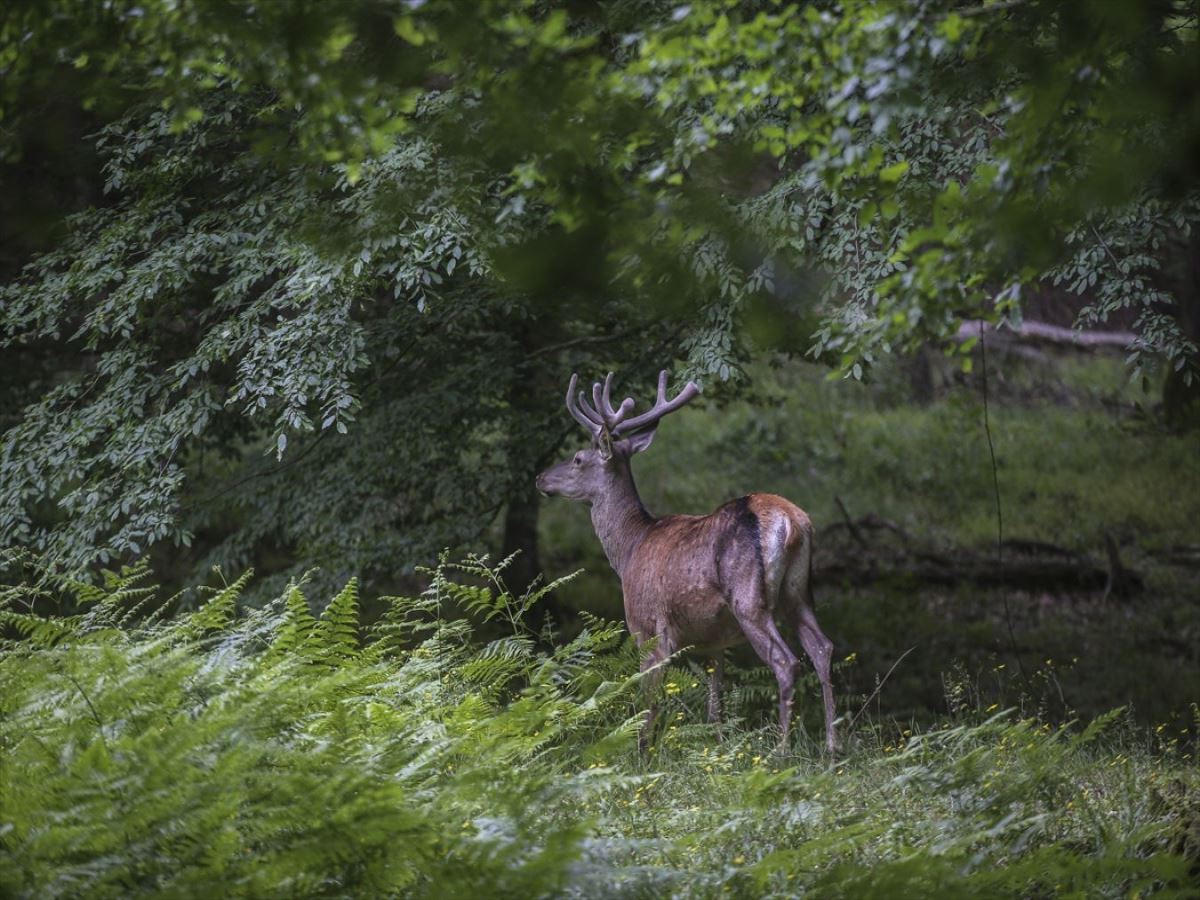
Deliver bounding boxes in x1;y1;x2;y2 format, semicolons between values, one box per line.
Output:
534;469;554;497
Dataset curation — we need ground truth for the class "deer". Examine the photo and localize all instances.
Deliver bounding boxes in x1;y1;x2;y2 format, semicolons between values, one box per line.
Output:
535;369;838;754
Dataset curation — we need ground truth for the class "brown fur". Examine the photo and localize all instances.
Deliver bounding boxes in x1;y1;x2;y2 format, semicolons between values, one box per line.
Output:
538;442;838;753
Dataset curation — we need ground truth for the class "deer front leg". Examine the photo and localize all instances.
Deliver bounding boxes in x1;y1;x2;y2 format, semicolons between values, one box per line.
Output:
637;635;672;755
706;653;724;725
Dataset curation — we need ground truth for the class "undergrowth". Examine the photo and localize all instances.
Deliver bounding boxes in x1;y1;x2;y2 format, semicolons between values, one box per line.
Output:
1;554;1196;898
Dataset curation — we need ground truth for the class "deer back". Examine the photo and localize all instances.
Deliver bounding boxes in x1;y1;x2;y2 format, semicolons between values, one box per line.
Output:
620;493;812;650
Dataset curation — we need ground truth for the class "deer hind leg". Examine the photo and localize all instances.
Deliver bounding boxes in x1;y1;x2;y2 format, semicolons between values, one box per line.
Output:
731;589;800;746
797;606;837;754
786;559;838;753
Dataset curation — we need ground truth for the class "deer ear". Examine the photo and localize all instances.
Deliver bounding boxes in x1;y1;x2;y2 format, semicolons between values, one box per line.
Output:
595;430;615;460
621;425;658;455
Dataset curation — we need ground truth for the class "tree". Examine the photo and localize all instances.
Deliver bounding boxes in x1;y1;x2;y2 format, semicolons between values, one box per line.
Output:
2;0;1197;594
614;0;1199;375
0;3;742;595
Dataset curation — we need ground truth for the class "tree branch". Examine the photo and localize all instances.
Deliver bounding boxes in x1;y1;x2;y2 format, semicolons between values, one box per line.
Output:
957;0;1029;18
529;330;633;359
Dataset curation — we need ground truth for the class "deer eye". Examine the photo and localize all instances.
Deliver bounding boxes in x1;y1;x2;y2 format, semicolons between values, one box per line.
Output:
573;455;583;466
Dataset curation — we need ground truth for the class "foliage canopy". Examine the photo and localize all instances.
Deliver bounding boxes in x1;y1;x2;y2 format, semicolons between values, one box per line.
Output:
1;0;1197;580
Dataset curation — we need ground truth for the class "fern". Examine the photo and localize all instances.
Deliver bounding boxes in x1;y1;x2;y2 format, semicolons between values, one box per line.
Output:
315;576;361;662
0;555;1194;898
264;583;318;663
187;569;253;636
0;609;81;648
460;635;535;694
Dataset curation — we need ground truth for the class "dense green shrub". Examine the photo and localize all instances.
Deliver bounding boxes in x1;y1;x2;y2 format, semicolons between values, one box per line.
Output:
0;557;643;897
1;557;1194;897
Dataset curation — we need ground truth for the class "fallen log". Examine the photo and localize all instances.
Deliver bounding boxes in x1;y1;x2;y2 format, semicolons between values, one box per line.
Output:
815;530;1142;595
957;319;1136;350
827;501;914;544
816;554;1115;591
1146;544;1200;569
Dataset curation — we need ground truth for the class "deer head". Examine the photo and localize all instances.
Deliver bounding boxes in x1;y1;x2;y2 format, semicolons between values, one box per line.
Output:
535;370;700;504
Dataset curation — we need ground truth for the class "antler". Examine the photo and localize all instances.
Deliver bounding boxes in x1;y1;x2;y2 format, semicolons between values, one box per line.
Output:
565;373;603;438
612;369;700;436
563;370;700;445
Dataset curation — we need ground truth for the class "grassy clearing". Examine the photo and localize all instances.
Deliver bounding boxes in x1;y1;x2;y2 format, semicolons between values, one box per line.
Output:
538;353;1200;729
2;560;1196;898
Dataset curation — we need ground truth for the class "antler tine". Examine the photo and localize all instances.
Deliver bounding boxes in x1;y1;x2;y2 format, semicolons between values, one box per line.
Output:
592;379;606;420
613;396;635;423
565;373;603;435
600;372;614;416
612;369;701;436
602;372;638;427
585;372;635;429
654;369;669;405
578;390;600;422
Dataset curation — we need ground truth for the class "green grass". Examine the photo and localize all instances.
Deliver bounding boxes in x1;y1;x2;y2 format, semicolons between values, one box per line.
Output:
627;354;1198;552
538;352;1200;729
2;560;1197;898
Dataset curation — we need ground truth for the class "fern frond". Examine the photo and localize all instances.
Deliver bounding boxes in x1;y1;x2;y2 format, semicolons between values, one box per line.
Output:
460;635;535;691
187;570;253;637
264;584;319;663
0;610;81;647
315;578;361;662
516;568;582;623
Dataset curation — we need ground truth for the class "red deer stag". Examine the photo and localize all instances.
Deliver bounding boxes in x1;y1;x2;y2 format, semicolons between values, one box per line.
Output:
536;370;838;753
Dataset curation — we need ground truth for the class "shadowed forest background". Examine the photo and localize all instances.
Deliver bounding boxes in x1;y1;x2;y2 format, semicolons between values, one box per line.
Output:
1;1;1199;895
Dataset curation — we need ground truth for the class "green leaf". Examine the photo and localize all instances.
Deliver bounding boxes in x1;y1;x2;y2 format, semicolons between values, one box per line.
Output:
393;16;426;46
879;161;908;183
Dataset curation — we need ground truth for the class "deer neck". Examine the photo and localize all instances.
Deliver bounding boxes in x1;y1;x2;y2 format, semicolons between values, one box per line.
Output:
590;464;654;578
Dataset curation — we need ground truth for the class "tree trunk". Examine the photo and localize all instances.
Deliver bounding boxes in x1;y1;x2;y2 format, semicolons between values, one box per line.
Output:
1163;228;1200;429
501;327;566;632
501;486;542;598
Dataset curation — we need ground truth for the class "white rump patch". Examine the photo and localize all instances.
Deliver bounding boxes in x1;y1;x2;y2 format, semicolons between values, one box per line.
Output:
761;513;791;597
